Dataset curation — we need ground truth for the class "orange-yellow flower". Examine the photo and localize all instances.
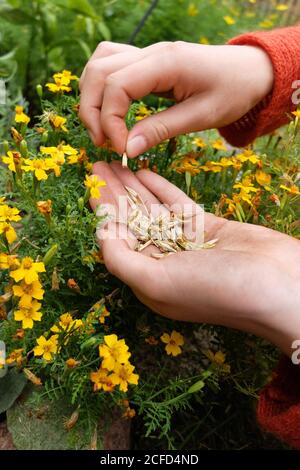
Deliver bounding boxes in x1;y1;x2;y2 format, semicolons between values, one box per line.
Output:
2;151;22;173
15;105;30;125
110;362;139;392
33;335;58;361
14;300;42;329
90;367;115;392
0;222;17;244
37;200;52;216
99;334;131;371
160;330;184;356
84;175;106;199
10;257;45;284
13;280;44;305
6;348;23;366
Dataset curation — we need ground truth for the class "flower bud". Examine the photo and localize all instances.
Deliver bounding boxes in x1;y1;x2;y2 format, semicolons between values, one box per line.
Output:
41;131;48;144
20;139;28;157
36;84;43;98
77;197;84;212
43;243;58;266
3;140;9;154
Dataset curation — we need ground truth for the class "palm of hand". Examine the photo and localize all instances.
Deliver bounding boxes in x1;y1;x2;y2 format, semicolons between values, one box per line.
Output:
91;162;300;354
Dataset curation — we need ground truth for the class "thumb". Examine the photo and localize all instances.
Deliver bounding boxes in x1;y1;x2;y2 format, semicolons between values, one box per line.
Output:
126;94;213;158
97;222;158;290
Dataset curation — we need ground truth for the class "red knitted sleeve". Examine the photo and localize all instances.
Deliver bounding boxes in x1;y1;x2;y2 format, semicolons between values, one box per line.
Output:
219;25;300;147
257;356;300;448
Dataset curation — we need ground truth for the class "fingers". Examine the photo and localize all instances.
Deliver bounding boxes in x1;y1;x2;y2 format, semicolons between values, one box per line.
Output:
136;169;223;238
100;222;160;292
80;41;138;87
79;50;143;145
79;41;172;147
100;50;178;154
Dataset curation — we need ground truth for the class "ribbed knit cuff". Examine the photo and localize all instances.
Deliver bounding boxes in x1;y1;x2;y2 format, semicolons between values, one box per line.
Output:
219;25;300;147
257;356;300;449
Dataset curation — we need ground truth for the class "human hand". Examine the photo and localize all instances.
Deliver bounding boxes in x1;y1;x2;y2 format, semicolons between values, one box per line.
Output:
79;41;274;157
90;162;300;357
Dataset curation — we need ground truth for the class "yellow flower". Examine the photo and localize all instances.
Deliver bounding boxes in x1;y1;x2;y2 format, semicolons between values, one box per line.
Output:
22;158;50;180
0;204;21;222
68;147;88;165
259;19;274;28
37;200;52;216
51;312;83;333
13;280;44;305
160;330;184;356
53;70;79;83
66;358;80;369
205;350;231;373
223;15;236;25
2;151;22;173
211;139;227;151
90;367;115;392
292;110;300;119
135;104;152;121
280;184;300;196
276;4;288;11
199;36;210;45
236;149;260;164
99;334;131;371
14;300;42;329
192;137;207;148
187;2;198;16
123;407;136;419
6;348;23;366
49;114;68;132
84;175;106;199
0;253;19;270
173;155;200;176
199;161;223;173
233;177;259;194
255;170;271;189
15;105;30;125
10;256;45;284
46;70;78;93
33;335;58;361
0;222;17;244
110;362;139;392
91;302;110;324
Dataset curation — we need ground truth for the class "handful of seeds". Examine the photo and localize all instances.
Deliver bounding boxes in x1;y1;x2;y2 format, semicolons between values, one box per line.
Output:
125;185;218;259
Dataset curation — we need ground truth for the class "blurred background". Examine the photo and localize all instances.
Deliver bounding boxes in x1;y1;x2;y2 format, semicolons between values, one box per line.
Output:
0;0;298;106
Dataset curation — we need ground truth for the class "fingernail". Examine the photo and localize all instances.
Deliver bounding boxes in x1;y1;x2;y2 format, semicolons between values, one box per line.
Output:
126;135;147;157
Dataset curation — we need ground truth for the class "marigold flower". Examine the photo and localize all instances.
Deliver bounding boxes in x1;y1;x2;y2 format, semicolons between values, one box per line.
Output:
123;407;136;419
21;158;50;180
192;137;207;148
84;175;106;199
0;253;19;270
6;348;23;366
236;149;260;164
14;105;30;125
14;300;42;329
205;350;230;374
99;334;131;371
223;15;236;25
33;335;58;361
10;256;45;284
110;362;139;392
51;312;83;333
68;147;88;165
280;184;300;196
67;278;80;292
0;204;21;223
255;170;272;190
49;114;68;132
145;336;158;345
46;70;78;93
211;139;227;151
292;110;300;119
13;329;25;340
0;222;17;244
160;330;184;356
66;358;80;369
10;127;23;144
13;279;44;305
91;302;110;324
90;367;115;392
2;151;22;173
37;200;52;217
